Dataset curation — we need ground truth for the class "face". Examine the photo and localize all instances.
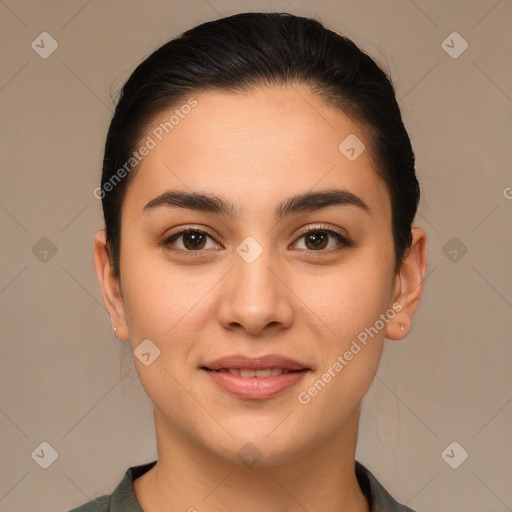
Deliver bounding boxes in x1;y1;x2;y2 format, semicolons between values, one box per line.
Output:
109;85;404;466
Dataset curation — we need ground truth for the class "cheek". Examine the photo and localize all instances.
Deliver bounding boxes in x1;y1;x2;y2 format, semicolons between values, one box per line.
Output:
119;253;207;410
294;250;392;405
294;263;390;431
298;255;393;341
120;244;207;338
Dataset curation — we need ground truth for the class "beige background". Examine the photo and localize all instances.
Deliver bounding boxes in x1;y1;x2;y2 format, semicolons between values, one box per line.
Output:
1;0;511;511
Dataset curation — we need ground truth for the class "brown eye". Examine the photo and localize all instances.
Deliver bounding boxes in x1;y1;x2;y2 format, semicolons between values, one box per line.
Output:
304;230;329;250
164;229;219;252
293;228;352;252
162;225;352;255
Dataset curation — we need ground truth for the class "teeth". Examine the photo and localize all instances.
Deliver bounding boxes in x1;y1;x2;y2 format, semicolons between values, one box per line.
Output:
220;368;289;377
255;369;272;377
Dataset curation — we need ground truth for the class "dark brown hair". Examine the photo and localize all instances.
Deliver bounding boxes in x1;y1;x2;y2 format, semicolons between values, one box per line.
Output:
99;12;420;279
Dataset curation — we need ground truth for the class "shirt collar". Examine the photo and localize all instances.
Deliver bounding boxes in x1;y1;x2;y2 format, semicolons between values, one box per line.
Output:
108;459;415;511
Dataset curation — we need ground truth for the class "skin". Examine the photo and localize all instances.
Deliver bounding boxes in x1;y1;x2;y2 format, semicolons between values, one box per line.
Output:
93;84;427;512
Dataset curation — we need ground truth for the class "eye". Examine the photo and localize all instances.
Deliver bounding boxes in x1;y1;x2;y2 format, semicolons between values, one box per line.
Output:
162;224;352;254
163;227;221;252
292;225;353;252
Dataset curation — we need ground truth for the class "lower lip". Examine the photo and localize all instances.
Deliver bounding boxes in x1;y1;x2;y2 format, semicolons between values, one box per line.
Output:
202;369;309;399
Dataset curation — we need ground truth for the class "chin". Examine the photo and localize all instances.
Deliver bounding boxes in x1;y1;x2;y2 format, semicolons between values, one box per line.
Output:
201;428;312;470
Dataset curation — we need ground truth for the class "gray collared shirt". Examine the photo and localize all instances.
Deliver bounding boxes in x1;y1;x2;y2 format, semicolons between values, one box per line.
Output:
68;460;416;511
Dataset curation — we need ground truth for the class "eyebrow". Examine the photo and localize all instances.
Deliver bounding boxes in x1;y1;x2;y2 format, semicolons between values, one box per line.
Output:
143;188;369;222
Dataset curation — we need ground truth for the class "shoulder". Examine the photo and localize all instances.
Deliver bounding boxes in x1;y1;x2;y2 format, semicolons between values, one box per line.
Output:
67;494;111;511
65;460;157;512
356;460;417;512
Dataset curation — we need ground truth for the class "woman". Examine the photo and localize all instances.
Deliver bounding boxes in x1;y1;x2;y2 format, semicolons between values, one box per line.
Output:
74;11;427;512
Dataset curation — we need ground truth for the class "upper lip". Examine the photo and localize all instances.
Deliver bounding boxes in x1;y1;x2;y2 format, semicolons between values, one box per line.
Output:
202;354;310;371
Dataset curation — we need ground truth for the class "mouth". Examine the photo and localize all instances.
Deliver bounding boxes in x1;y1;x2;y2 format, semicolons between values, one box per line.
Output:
202;367;305;377
200;354;311;399
201;353;311;372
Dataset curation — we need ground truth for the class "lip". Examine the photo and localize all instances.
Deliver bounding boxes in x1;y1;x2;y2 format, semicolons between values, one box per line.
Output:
202;368;309;399
200;354;311;400
201;354;310;371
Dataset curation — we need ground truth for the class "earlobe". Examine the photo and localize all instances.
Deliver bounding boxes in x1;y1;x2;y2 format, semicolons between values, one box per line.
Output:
385;227;427;340
92;230;130;340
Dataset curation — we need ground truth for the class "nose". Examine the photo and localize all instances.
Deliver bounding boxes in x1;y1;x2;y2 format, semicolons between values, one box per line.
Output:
216;248;294;336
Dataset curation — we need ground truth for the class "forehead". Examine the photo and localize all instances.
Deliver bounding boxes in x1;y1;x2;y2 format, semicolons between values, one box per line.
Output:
122;85;390;223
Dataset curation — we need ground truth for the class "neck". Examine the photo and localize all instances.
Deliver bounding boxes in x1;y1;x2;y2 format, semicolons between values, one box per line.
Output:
134;407;370;512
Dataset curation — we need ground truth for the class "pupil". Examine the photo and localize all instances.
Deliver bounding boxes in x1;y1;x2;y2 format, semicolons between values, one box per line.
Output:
185;232;205;249
307;231;327;250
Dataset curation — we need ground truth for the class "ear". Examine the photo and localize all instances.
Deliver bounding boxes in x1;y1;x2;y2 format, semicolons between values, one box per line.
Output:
93;229;130;340
385;226;427;340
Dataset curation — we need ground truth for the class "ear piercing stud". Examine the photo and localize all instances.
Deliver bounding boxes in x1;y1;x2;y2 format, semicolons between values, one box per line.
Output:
400;323;405;331
113;327;118;332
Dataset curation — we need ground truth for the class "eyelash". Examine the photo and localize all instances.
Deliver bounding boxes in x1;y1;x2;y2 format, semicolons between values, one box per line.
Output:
162;224;353;254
